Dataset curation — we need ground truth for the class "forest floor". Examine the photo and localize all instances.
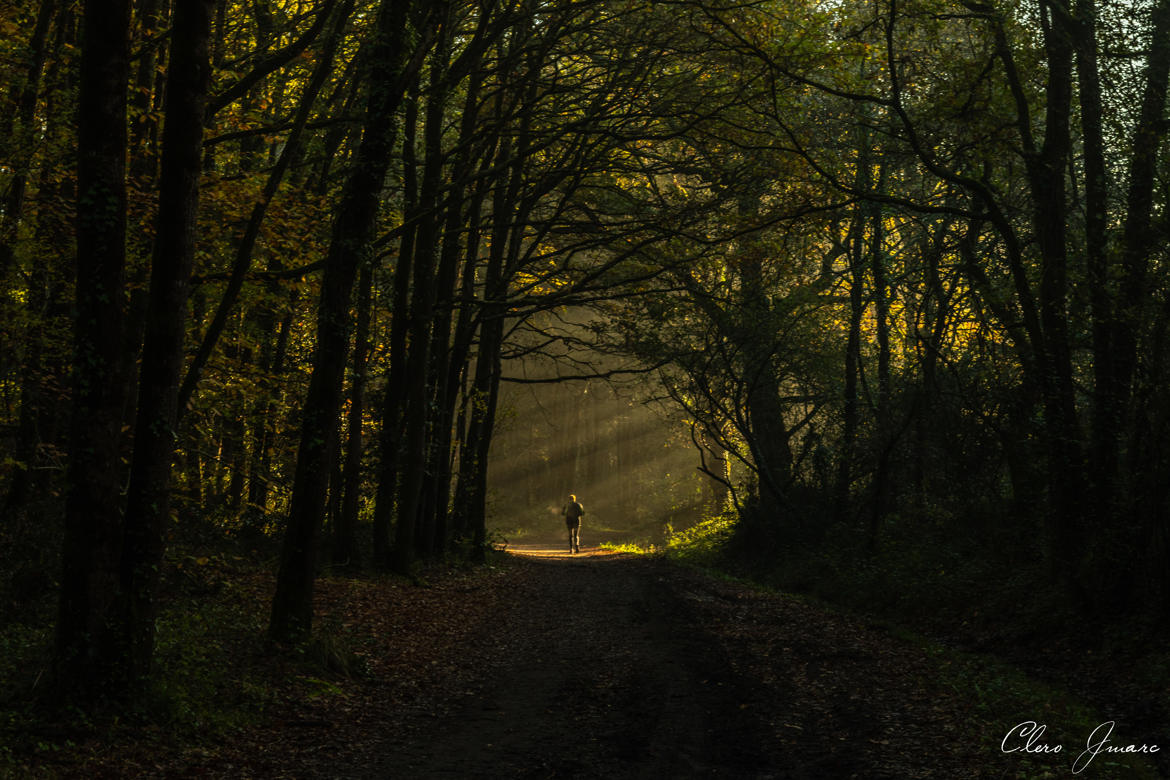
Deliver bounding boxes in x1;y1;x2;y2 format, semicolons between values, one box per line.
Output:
6;545;1166;778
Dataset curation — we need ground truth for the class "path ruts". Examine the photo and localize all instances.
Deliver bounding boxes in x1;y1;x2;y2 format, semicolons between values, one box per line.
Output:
372;549;774;778
313;547;1010;778
231;547;1142;779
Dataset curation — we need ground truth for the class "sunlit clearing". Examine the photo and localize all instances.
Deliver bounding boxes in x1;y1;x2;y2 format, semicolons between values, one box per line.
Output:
506;544;631;559
487;351;727;549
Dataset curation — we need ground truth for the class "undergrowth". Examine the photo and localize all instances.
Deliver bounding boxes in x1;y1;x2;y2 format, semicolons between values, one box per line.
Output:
661;506;1168;779
0;546;376;777
598;511;735;558
598;541;655;554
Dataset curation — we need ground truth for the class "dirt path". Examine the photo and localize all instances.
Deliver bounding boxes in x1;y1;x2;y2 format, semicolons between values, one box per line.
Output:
368;547;774;778
263;547;1010;779
196;547;1153;779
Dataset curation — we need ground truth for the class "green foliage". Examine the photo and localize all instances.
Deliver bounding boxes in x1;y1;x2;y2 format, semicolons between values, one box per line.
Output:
710;500;1064;635
671;508;1165;779
598;541;655;554
662;510;737;567
0;550;272;774
148;597;274;734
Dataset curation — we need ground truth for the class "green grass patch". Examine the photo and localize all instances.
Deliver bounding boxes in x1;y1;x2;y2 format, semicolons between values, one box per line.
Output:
598;541;655;554
661;510;736;566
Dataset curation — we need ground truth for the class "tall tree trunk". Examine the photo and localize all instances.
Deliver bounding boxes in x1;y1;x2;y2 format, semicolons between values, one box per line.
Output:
457;72;527;559
54;0;132;695
738;248;792;517
444;145;493;543
116;0;213;688
466;312;503;561
868;167;891;548
335;263;372;567
1116;0;1170;418
835;202;865;526
420;58;486;560
371;86;420;568
1028;4;1087;589
392;8;450;573
269;0;411;642
1073;0;1118;541
1113;0;1170;606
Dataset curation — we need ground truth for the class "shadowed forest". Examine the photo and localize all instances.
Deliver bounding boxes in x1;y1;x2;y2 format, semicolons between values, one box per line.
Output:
2;0;1170;775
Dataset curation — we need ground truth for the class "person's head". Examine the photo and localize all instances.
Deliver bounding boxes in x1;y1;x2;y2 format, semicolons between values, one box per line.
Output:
568;494;576;502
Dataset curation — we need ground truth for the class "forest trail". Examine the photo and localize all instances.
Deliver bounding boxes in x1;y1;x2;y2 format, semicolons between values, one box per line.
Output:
22;545;1163;778
213;546;1058;779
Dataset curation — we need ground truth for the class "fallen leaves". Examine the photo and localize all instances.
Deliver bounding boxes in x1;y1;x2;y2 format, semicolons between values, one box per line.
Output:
6;548;1163;778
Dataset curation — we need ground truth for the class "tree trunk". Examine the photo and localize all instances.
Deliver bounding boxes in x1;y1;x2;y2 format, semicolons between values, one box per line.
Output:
467;314;503;561
835;203;865;526
868;167;891;548
247;299;294;517
453;142;514;557
1028;4;1087;590
1072;0;1118;542
371;85;420;568
269;0;411;642
1109;0;1170;606
420;57;486;560
335;263;372;568
444;145;493;543
128;0;163;188
116;0;213;689
738;247;792;518
54;0;133;696
391;9;450;573
460;79;528;558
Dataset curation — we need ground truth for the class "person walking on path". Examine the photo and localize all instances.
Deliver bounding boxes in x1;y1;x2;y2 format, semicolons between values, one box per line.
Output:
563;494;584;553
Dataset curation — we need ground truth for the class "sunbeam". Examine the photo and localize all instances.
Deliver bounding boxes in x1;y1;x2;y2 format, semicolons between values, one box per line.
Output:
487;369;721;547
